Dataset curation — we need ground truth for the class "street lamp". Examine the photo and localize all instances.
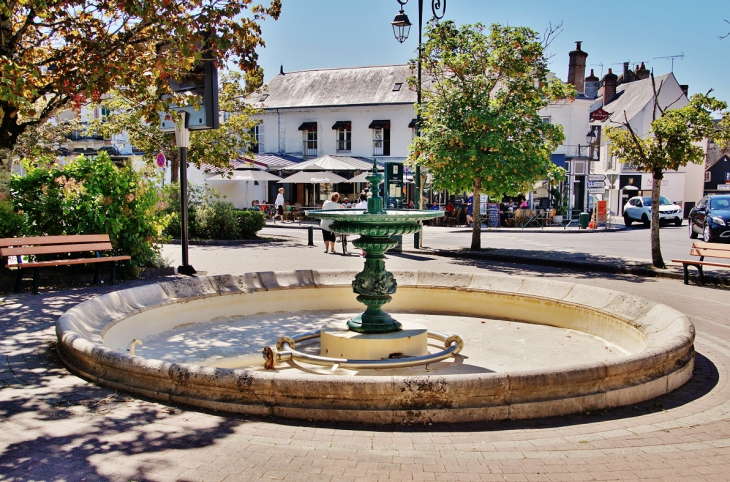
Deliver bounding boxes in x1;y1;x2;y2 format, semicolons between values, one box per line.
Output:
391;0;447;218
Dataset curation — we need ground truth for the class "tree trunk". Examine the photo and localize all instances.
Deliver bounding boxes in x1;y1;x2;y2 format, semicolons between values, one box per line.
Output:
0;148;12;202
169;150;180;184
471;177;482;250
650;171;665;269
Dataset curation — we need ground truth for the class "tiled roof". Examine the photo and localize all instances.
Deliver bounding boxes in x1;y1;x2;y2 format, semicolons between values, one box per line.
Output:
248;65;423;109
591;73;677;126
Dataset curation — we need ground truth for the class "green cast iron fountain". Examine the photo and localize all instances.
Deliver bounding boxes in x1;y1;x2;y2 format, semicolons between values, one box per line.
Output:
308;161;443;334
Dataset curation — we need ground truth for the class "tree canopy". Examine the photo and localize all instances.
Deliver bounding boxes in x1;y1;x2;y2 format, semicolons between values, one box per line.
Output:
408;21;574;249
86;71;261;182
0;0;281;196
605;78;728;268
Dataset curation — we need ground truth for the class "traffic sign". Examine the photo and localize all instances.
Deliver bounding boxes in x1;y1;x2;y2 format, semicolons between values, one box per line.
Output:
588;174;606;182
588;181;605;188
156;152;166;168
588;187;606;194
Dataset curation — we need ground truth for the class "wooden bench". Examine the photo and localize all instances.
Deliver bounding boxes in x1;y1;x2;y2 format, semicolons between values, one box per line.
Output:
0;235;131;294
671;241;730;285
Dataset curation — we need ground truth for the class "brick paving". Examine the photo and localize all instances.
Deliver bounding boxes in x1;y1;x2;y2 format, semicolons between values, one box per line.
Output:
2;239;730;481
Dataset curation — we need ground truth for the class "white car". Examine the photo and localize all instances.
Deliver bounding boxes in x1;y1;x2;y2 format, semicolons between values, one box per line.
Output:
623;196;683;227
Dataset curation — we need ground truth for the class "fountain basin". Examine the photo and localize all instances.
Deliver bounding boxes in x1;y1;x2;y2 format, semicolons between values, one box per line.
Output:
56;270;694;424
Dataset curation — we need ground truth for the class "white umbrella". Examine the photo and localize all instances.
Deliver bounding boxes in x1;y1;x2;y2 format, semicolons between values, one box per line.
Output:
290;155;374;172
278;171;351;184
205;170;282;182
349;171;383;183
205;170;283;208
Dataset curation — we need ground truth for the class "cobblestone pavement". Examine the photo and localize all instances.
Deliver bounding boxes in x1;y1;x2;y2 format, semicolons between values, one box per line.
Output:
2;240;730;481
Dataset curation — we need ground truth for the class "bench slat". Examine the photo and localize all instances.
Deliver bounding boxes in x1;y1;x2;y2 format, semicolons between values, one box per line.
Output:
689;248;730;259
692;241;730;251
6;255;131;269
671;259;730;269
0;234;110;248
0;242;113;257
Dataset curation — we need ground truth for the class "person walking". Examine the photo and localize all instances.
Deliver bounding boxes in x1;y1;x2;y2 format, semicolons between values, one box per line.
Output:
274;188;285;222
321;192;343;253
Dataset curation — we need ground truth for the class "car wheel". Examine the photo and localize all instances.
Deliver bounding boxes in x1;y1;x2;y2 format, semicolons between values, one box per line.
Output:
642;214;650;227
623;213;632;227
703;223;714;243
689;221;698;239
674;218;682;227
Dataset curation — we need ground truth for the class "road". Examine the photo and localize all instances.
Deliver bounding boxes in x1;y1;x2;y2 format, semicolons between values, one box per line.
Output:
263;221;693;265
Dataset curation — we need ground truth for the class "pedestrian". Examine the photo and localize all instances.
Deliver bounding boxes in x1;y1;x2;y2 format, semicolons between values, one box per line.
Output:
466;193;474;226
354;193;368;209
274;188;285;222
321;192;343;254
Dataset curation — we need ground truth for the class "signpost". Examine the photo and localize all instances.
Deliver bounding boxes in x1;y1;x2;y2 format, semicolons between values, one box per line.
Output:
588;187;606;194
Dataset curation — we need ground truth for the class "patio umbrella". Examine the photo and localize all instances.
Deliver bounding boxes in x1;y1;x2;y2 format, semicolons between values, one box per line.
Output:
205;170;283;207
289;155;374;172
278;171;350;184
349;171;383;183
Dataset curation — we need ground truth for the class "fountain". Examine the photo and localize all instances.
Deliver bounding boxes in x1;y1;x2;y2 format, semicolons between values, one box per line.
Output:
54;162;695;423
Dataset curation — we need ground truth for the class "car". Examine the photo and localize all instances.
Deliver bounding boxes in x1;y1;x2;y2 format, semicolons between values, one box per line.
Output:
622;196;683;227
688;194;730;242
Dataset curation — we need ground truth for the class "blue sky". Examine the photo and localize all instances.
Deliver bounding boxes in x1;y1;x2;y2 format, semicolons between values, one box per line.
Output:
254;0;730;108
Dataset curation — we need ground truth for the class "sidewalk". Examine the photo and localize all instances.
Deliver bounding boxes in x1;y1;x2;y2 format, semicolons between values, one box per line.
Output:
2;241;730;481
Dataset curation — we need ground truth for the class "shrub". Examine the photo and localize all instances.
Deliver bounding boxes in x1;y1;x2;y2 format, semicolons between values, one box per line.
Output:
10;153;169;273
235;209;266;239
159;182;266;240
0;200;27;238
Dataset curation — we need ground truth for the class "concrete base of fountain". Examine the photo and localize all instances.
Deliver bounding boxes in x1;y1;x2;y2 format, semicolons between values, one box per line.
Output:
320;319;428;360
56;270;695;424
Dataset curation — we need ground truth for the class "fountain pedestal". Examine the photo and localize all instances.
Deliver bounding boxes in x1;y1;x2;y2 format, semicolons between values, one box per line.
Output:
320;320;428;360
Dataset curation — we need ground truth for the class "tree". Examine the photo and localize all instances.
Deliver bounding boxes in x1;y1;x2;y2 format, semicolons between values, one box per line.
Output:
0;0;281;198
408;21;574;250
605;75;727;268
87;71;261;182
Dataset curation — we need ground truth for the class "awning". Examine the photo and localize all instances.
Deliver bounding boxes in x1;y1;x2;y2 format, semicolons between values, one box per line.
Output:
368;120;390;129
332;121;351;130
278;171;351;184
298;122;317;131
408;119;417;128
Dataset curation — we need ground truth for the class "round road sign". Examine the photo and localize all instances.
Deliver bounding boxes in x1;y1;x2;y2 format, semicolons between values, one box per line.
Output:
156;152;166;168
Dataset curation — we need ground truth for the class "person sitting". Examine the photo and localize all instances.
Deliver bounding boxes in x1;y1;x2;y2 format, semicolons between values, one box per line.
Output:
520;200;529;209
429;201;440;210
445;202;454;217
354;193;368;209
251;200;261;211
406;200;415;209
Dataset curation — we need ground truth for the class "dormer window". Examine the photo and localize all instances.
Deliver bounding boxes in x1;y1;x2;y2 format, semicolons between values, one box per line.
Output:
393;83;403;91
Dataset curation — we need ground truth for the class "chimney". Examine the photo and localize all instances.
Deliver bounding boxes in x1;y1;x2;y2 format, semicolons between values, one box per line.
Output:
636;62;650;80
622;62;631;84
567;41;588;94
584;69;600;99
280;64;285;75
602;68;618;104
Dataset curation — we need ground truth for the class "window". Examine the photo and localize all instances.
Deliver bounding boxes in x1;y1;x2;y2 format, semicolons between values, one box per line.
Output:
252;124;264;154
393;83;403;91
298;122;317;157
409;118;417;139
541;117;551;124
705;171;711;183
332;121;351;151
726;172;730;182
369;120;390;156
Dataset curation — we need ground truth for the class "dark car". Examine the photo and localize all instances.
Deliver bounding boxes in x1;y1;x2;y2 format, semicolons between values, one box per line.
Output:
688;194;730;242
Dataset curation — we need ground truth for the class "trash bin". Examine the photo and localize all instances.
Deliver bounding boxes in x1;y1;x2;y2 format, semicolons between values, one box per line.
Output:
579;212;590;229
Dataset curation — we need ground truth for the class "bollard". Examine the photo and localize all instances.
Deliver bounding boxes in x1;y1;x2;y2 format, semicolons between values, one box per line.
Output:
414;231;420;249
307;226;314;246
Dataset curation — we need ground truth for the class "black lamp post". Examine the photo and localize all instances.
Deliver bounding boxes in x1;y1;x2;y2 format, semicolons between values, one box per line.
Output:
391;0;446;247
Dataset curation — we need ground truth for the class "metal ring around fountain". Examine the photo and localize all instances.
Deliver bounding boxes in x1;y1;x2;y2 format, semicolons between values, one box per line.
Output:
273;331;464;369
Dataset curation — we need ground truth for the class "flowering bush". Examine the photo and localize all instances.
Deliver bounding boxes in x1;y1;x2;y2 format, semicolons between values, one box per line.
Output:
10;152;170;274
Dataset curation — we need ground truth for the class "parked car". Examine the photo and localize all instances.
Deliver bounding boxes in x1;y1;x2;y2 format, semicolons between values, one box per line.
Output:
623;196;683;227
688;194;730;242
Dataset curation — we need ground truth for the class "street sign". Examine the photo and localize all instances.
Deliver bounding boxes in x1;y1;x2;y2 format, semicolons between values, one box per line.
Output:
588;187;606;194
588;174;606;182
156;152;166;168
588;181;605;188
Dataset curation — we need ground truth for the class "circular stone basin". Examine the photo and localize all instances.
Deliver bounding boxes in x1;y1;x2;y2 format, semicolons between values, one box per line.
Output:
56;270;695;424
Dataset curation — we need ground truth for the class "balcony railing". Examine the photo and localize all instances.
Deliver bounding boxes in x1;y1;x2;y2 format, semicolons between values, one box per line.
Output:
373;140;390;156
303;141;318;157
336;140;351;152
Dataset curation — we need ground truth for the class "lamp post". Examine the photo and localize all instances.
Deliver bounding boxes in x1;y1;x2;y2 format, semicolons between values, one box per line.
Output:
391;0;447;210
391;0;446;246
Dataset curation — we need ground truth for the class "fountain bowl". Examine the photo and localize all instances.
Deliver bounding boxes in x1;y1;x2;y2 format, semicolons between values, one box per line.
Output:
56;270;694;424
